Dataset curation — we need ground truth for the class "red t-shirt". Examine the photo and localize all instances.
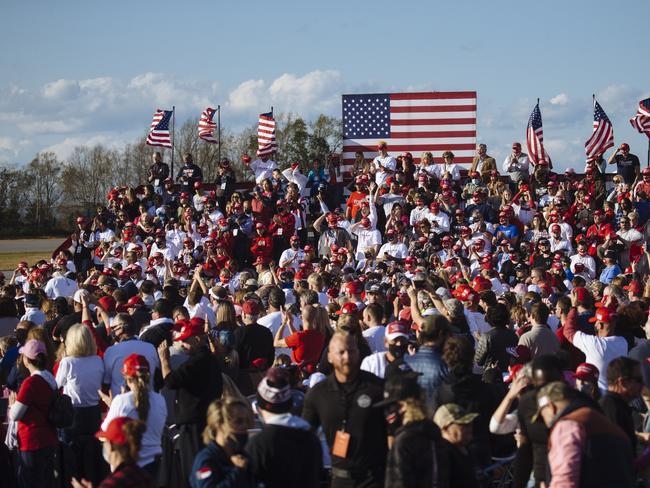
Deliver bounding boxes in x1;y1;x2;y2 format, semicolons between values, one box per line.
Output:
285;330;325;366
16;374;58;451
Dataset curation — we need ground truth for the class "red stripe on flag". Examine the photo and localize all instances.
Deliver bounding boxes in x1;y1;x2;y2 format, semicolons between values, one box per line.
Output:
390;92;477;100
390;118;476;126
390;130;476;138
390;105;477;113
343;143;476;152
343;157;474;164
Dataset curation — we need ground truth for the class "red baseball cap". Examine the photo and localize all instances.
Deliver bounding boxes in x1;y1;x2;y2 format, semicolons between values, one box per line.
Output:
98;296;116;314
588;307;615;324
624;280;643;295
174;317;205;341
346;281;362;295
386;321;410;341
242;300;260;315
336;302;359;315
121;354;150;377
96;417;133;445
127;296;144;308
574;362;599;383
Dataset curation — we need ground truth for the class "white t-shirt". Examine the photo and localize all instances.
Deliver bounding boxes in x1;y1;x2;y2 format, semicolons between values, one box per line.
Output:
363;326;386;354
572;332;628;390
44;275;79;299
360;351;388;378
465;309;491;338
101;390;167;467
258;311;292;358
103;339;160;396
372;155;397;186
56;355;104;407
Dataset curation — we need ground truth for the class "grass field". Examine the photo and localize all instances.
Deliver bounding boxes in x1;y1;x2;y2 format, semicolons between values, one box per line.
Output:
0;252;53;271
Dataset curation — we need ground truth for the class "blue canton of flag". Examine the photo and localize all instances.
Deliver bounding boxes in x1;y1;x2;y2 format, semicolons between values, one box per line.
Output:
342;94;391;139
156;111;172;129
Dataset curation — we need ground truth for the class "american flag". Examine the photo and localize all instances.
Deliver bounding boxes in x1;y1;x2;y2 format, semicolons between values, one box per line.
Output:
198;107;218;143
341;91;476;174
526;103;551;167
257;112;277;156
585;100;614;161
630;98;650;138
146;109;173;148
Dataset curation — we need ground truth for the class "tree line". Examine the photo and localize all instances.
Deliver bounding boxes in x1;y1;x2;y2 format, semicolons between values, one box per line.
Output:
0;114;342;236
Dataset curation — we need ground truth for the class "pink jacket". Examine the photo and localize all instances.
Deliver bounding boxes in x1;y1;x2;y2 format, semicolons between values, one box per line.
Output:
548;419;586;488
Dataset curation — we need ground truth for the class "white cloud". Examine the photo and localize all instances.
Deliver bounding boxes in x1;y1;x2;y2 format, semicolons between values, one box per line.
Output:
268;70;342;113
227;79;266;111
18;119;83;135
550;93;569;106
43;134;128;161
43;79;81;100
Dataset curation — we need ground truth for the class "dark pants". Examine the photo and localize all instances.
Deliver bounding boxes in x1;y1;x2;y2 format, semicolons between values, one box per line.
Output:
159;423;201;488
17;446;56;488
62;405;103;485
330;467;384;488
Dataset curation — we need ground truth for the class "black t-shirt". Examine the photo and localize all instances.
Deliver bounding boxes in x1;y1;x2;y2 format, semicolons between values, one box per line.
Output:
302;371;387;474
233;323;274;369
614;153;640;185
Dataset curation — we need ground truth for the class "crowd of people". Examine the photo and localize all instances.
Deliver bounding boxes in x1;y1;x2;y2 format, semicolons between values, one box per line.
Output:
1;138;650;487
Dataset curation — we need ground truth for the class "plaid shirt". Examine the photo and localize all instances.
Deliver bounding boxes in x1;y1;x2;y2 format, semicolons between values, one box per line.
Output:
404;345;448;408
98;463;154;488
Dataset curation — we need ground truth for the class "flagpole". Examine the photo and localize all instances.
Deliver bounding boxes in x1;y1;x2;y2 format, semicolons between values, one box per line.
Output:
647;139;649;169
171;106;175;178
217;105;221;163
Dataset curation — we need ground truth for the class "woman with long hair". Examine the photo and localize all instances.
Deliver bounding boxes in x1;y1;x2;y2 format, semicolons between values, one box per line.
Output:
99;354;167;478
274;305;328;370
190;398;255;488
55;324;105;484
72;417;154;488
9;339;59;488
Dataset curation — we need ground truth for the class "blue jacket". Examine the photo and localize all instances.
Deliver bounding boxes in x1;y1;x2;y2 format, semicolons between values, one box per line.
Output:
404;345;448;408
190;441;254;488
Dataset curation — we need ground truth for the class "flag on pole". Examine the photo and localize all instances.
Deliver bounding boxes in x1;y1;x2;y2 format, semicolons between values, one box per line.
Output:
585;99;614;161
257;112;277;156
198;107;219;143
341;92;476;175
630;98;650;138
526;102;551;167
146;109;173;148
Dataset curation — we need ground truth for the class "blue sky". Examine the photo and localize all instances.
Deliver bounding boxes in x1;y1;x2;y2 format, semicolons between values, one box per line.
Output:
1;0;648;170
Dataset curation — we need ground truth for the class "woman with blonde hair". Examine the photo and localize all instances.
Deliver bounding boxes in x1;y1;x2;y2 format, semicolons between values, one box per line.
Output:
55;324;105;484
274;305;328;369
190;398;255;487
100;354;167;478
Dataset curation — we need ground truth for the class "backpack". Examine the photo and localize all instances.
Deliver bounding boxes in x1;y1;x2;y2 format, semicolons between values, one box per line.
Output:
48;389;74;429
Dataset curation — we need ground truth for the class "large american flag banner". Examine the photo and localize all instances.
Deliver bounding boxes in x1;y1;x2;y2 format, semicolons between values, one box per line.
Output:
630;98;650;138
146;109;173;148
257;112;277;156
341;91;476;173
526;103;551;167
585;100;614;161
198;107;218;143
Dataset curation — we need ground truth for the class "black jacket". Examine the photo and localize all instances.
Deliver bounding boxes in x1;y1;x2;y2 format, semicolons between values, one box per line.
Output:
233;323;274;369
599;391;636;451
431;371;503;468
385;419;449;488
164;346;222;429
246;420;323;488
474;327;518;373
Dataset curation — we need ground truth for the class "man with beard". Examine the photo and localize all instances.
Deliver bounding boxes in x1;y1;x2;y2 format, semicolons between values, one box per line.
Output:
303;332;386;488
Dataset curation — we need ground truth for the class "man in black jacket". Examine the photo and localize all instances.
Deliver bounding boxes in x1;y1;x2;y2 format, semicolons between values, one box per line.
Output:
246;367;323;488
377;370;447;488
303;332;386;488
158;319;222;488
234;299;274;395
600;356;642;451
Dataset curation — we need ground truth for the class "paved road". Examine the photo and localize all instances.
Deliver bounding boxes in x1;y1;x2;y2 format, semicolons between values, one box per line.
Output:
0;238;63;253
